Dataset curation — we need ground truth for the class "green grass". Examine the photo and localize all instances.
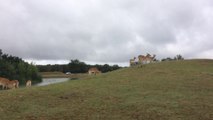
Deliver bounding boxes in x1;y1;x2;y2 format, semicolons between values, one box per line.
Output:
0;60;213;120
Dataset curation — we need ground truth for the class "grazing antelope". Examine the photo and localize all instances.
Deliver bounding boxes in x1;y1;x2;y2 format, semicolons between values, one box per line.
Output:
26;80;32;87
88;67;101;75
11;80;19;88
130;57;137;66
0;77;10;90
6;80;17;89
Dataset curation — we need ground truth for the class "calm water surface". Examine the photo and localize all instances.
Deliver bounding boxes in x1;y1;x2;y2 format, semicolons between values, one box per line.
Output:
36;78;70;86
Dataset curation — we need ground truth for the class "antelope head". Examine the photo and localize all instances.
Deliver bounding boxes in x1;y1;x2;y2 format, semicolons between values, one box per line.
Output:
146;53;151;57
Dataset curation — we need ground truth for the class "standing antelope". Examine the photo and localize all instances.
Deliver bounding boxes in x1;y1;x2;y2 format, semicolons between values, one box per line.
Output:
26;80;32;87
88;67;101;75
6;80;17;89
138;53;156;64
0;77;10;90
146;54;156;63
0;77;19;90
130;57;137;66
138;55;146;64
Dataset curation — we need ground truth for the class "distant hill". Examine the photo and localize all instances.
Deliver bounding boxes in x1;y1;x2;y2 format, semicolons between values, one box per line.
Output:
0;59;212;119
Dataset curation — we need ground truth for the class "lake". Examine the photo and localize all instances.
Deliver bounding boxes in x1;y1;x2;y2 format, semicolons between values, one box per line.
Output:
36;78;70;86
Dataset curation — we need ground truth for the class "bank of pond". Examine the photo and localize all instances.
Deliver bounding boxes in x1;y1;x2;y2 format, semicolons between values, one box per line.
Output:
0;77;79;90
36;78;72;86
0;72;96;90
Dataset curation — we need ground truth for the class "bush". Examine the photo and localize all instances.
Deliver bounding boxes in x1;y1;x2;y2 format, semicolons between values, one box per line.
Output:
0;49;42;85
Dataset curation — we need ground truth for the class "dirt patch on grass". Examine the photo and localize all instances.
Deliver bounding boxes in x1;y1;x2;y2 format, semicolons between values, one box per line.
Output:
58;92;81;100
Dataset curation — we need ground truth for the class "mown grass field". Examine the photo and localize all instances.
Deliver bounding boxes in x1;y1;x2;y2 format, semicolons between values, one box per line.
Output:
0;60;213;120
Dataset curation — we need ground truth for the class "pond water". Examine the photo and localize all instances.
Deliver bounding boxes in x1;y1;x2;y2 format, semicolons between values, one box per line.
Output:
36;78;70;86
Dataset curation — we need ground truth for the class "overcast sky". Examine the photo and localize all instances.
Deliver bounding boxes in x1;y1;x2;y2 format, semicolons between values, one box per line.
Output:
0;0;213;66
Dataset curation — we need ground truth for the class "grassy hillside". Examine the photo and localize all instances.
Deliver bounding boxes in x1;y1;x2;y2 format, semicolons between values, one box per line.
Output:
0;60;212;120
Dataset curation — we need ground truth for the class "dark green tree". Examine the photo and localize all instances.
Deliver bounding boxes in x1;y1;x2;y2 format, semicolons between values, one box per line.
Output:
174;54;184;60
0;49;41;85
36;59;121;73
68;59;88;73
0;49;2;59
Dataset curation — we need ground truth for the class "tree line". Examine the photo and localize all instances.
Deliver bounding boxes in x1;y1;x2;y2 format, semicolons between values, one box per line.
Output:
161;54;184;61
0;49;42;85
37;59;121;73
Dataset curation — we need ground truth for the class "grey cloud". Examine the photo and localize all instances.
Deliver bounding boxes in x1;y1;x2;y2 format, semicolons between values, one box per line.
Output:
0;0;213;65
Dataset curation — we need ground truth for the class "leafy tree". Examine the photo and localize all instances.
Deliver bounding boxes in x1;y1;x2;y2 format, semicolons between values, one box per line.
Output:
174;54;184;60
112;65;120;70
17;62;26;80
0;60;16;79
162;54;184;61
0;49;41;85
37;59;121;73
161;57;173;61
68;59;88;73
100;64;111;73
0;49;2;59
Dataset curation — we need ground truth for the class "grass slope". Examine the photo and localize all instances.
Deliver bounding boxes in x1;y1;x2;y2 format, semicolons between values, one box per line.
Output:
0;60;213;120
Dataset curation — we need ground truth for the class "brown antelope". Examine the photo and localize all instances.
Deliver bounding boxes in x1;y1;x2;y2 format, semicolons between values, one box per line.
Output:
0;77;10;90
138;55;146;64
10;80;19;88
6;80;17;89
0;77;19;90
146;54;156;63
138;53;156;64
130;57;136;66
88;67;101;75
26;80;32;87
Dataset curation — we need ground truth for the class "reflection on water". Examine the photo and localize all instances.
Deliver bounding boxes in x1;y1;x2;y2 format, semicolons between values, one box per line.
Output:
36;78;70;86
